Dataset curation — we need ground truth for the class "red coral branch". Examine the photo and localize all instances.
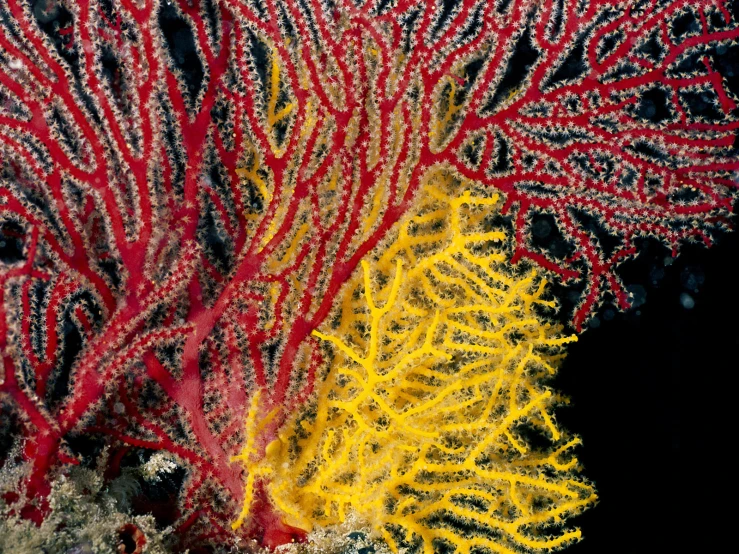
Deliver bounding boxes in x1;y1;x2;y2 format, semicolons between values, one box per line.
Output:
1;0;737;548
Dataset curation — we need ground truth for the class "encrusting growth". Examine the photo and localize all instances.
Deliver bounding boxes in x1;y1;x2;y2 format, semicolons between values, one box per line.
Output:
238;175;596;553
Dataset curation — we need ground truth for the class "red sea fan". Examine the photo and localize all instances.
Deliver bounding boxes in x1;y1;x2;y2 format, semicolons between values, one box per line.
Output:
0;0;737;550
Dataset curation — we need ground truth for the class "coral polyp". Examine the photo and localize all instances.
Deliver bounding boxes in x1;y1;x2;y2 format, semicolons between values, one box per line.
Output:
0;0;736;551
250;176;595;553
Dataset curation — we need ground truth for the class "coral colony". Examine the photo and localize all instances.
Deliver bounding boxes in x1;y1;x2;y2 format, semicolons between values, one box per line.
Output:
0;0;736;552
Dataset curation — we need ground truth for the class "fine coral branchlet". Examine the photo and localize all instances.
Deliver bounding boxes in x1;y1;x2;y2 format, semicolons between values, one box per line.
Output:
247;178;596;554
0;0;737;550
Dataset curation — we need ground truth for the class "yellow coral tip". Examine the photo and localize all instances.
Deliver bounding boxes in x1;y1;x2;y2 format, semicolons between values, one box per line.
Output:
265;439;282;457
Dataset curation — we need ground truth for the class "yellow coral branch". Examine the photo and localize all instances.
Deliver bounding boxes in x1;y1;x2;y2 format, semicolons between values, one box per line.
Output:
252;173;595;552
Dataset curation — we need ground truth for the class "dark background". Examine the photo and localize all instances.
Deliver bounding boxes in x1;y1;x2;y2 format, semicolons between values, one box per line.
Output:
554;205;739;554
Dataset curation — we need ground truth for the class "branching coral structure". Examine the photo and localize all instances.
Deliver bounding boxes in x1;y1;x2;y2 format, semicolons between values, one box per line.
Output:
250;176;596;554
0;0;736;550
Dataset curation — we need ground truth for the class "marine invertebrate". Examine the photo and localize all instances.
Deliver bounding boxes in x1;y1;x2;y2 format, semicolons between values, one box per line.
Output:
0;451;174;554
0;0;736;550
254;175;595;554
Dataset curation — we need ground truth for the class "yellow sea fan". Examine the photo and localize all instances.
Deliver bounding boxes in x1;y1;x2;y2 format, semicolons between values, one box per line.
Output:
254;173;596;553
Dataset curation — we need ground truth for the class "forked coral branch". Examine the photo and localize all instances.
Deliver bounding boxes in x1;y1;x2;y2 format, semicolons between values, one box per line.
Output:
254;178;596;554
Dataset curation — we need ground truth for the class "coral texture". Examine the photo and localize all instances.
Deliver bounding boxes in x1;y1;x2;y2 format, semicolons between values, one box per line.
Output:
255;176;596;554
0;453;174;554
0;0;736;551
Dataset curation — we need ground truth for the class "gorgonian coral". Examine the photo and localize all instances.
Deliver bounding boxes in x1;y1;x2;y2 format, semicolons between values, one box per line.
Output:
0;0;737;551
252;175;595;554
